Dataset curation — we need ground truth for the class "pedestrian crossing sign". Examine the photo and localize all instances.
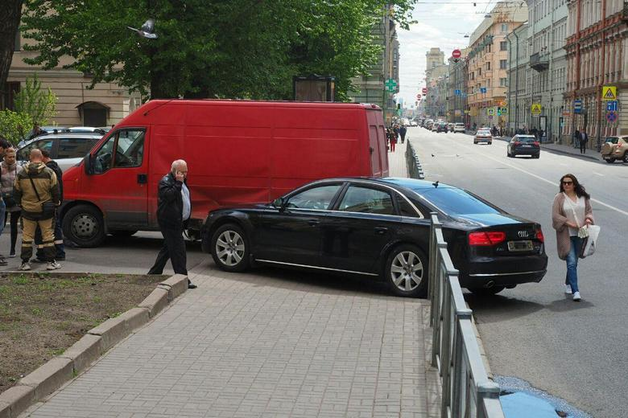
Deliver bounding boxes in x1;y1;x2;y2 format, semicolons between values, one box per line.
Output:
531;103;542;115
487;108;495;116
602;86;617;101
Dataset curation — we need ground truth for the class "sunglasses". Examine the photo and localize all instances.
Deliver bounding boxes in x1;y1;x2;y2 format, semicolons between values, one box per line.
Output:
562;181;573;185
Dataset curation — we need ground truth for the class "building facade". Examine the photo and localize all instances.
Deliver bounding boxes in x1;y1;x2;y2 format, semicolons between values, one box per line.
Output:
507;23;531;134
424;47;448;118
564;0;628;149
350;8;399;124
525;0;569;142
3;28;141;127
447;50;468;123
467;2;528;129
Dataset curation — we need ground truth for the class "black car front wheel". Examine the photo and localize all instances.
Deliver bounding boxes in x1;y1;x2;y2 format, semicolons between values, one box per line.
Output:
210;223;250;272
384;244;428;298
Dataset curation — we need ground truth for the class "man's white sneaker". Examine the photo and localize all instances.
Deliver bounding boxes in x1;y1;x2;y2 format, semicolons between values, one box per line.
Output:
19;262;31;271
47;261;61;270
564;284;572;295
573;291;581;301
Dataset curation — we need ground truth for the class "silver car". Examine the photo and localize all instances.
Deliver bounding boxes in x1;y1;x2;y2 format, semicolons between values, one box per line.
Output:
17;132;103;172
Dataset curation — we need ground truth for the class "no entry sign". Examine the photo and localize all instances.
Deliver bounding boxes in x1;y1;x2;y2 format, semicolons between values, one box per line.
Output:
422;87;428;94
452;49;462;59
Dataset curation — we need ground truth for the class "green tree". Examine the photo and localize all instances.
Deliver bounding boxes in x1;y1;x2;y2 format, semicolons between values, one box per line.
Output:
0;0;24;92
14;74;57;126
22;0;416;100
0;109;33;145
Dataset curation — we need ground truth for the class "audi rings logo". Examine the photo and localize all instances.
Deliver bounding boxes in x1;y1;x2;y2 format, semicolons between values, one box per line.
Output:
517;230;529;238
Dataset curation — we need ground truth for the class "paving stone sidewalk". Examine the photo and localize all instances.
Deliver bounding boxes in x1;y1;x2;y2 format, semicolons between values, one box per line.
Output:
21;143;441;418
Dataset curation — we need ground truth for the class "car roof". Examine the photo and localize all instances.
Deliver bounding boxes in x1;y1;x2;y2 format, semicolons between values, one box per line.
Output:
25;132;103;140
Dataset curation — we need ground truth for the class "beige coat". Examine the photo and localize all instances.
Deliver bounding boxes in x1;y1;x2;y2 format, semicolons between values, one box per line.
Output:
552;193;594;260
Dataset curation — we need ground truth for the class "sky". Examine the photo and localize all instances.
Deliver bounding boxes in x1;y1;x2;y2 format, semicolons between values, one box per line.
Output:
397;0;496;107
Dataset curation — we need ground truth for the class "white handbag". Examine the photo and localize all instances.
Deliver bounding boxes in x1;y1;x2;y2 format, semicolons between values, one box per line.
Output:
580;225;600;258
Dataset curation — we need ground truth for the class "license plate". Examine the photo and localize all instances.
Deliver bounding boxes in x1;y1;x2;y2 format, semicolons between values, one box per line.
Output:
508;240;533;252
521;145;531;148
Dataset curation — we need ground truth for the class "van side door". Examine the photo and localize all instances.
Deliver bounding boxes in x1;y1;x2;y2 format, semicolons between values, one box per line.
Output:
84;128;149;230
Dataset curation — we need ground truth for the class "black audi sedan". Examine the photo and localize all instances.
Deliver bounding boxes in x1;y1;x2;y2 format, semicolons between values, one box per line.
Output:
507;135;541;158
201;178;547;298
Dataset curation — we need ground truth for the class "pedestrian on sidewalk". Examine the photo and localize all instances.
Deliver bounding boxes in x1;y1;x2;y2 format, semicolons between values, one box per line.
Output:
14;149;61;271
579;130;588;154
0;138;12;266
1;148;21;258
148;159;197;289
552;174;594;302
389;128;397;152
573;129;580;149
33;149;65;262
399;125;407;144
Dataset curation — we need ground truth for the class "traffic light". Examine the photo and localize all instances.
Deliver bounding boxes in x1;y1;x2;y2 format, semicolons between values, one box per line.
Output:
397;103;401;110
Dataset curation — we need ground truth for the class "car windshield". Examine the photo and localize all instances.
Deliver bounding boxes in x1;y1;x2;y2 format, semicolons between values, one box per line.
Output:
478;130;491;135
455;123;464;127
515;136;537;143
410;186;499;216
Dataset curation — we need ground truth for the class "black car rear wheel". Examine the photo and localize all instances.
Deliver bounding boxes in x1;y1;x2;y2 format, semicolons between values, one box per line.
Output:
385;244;428;298
210;223;250;272
469;286;505;296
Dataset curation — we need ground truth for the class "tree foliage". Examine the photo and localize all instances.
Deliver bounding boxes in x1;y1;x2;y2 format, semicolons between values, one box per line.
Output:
0;110;33;146
22;0;416;100
14;74;57;125
0;0;24;92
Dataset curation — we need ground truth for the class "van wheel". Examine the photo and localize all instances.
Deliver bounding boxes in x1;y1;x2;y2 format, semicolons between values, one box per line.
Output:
211;223;250;272
384;244;428;298
63;205;106;247
110;230;138;238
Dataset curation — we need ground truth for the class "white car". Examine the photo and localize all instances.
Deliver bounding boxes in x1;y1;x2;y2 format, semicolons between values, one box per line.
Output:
17;133;103;172
453;123;465;133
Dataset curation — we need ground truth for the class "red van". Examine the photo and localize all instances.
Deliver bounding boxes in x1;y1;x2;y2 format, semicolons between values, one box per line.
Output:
60;100;389;247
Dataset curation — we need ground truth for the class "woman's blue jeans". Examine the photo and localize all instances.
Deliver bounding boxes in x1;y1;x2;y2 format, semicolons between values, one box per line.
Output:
565;236;584;293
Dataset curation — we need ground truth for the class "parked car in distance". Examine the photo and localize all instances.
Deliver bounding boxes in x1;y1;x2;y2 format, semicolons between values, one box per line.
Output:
447;123;454;131
474;129;493;144
202;177;548;298
600;136;628;163
507;135;540;158
67;126;108;135
453;123;465;133
17;133;103;172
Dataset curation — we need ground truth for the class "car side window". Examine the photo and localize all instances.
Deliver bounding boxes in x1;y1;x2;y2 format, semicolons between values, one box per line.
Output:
113;130;145;168
397;196;422;218
93;135;116;174
286;185;342;210
57;138;98;159
338;186;394;215
18;139;56;161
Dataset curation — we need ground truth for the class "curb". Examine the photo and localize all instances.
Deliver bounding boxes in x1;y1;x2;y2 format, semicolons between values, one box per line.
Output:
0;273;189;418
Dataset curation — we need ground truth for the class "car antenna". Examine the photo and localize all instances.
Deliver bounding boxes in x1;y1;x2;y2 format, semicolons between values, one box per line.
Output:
432;181;439;188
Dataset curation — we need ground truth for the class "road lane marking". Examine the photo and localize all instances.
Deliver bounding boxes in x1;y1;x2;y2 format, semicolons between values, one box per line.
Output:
446;140;628;218
593;172;604;177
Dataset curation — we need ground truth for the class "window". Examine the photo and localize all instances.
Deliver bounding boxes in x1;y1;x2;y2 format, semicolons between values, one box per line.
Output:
286;184;341;210
14;28;20;51
18;139;56;161
93;129;145;173
57;138;99;159
500;78;508;87
412;187;499;217
501;24;508;33
500;59;508;69
338;186;394;215
486;62;491;71
397;196;421;218
500;41;508;51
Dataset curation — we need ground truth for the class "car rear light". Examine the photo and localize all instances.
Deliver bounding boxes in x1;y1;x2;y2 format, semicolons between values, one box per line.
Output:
468;231;506;246
536;229;544;243
513;141;520;146
533;141;539;146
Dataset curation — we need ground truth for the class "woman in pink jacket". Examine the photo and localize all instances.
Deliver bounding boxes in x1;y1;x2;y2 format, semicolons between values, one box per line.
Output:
551;174;594;301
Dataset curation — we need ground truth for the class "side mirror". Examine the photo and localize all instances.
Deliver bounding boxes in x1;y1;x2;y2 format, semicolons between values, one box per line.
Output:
84;153;94;175
272;197;285;210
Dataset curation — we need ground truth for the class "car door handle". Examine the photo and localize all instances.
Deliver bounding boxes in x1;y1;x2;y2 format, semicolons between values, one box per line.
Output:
137;174;147;184
375;227;388;235
307;219;320;226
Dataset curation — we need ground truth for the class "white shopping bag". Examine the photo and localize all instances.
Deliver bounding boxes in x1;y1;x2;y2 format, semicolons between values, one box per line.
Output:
580;225;600;258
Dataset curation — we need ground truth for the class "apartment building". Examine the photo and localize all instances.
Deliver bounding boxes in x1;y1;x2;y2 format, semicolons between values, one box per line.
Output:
564;0;628;149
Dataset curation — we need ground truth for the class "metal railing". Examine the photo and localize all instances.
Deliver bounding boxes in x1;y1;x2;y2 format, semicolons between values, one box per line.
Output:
405;140;425;179
429;213;505;418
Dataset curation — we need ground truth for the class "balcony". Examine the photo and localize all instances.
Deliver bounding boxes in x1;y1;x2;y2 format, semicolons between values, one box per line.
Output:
529;53;549;72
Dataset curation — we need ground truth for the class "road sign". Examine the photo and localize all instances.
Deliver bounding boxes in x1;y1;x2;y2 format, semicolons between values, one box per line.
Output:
497;107;508;116
531;103;542;115
385;78;397;91
602;85;617;101
606;100;618;112
480;87;487;94
422;87;428;94
607;111;618;123
487;108;495;116
574;99;583;114
454;89;461;96
452;49;462;59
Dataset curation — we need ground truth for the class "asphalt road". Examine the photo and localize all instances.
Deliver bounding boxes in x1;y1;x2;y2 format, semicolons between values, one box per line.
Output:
407;126;627;418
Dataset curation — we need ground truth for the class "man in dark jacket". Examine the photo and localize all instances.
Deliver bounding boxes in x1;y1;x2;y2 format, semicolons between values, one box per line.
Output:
14;149;60;271
148;159;196;288
33;149;65;262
